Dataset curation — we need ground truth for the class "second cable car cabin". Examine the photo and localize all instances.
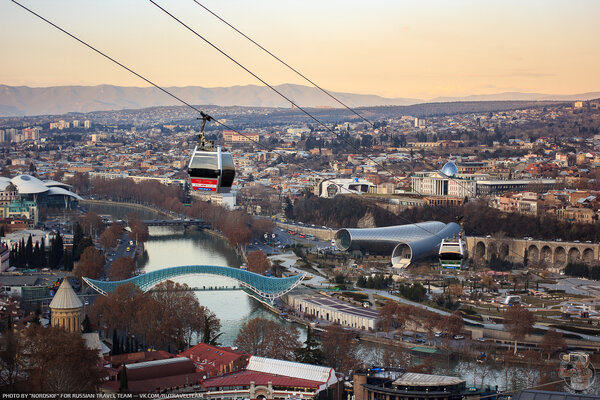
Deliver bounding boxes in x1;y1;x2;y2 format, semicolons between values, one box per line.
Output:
188;146;235;193
438;237;467;270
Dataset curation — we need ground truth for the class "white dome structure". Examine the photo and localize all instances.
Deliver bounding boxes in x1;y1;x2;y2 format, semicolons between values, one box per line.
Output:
0;177;13;191
440;161;459;177
11;174;49;194
43;180;72;190
46;186;83;200
0;174;82;211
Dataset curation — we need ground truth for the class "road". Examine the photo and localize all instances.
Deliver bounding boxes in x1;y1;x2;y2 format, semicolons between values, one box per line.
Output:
360;287;600;343
540;277;600;296
246;226;336;256
103;232;137;278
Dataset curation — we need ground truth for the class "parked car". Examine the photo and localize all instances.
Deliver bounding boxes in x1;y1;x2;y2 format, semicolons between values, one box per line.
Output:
453;335;465;340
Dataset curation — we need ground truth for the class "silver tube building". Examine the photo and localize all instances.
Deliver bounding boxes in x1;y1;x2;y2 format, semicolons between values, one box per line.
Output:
334;222;461;268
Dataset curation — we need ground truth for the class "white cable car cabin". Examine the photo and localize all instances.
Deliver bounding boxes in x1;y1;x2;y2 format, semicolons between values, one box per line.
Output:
438;237;466;270
188;146;235;193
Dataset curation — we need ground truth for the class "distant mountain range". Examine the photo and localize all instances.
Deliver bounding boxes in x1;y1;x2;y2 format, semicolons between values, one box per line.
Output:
0;83;598;117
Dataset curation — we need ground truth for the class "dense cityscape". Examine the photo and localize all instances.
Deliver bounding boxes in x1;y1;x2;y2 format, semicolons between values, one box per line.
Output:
2;0;600;398
0;97;599;397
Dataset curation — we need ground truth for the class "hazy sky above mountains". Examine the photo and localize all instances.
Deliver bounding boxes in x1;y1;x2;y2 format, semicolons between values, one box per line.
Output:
2;0;599;99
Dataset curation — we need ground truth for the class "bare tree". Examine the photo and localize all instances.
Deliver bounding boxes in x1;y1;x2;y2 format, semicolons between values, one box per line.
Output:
90;281;217;351
382;345;410;368
0;329;22;391
321;324;358;374
503;305;535;354
127;213;149;244
246;250;271;275
74;246;105;281
540;329;566;360
89;283;142;335
22;325;102;392
438;311;464;337
99;223;123;250
109;257;135;281
377;300;410;333
234;317;300;360
472;355;495;388
79;212;104;238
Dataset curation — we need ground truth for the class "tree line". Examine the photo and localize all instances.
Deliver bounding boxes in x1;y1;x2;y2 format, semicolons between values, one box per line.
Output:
234;317;360;375
8;233;64;270
291;194;600;242
68;174;274;251
0;325;102;393
564;262;600;280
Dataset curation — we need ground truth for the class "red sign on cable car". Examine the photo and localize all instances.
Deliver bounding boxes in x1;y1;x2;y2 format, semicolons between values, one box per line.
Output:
191;178;218;192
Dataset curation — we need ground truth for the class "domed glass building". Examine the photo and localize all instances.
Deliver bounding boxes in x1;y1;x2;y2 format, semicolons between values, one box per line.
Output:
0;175;82;225
440;161;459;177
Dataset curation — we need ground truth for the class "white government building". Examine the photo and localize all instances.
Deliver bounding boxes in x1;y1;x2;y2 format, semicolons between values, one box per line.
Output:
286;293;378;330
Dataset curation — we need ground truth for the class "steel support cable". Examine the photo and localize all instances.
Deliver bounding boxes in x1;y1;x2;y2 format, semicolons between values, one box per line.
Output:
189;0;467;191
192;0;480;193
14;0;520;269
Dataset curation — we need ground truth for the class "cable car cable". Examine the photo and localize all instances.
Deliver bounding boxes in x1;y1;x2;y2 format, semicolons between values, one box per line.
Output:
8;0;486;255
149;0;484;202
186;0;485;198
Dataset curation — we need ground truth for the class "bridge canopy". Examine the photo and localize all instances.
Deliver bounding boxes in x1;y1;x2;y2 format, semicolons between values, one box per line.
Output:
84;265;305;302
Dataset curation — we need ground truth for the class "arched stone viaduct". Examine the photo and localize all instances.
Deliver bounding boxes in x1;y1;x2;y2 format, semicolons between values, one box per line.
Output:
466;236;600;269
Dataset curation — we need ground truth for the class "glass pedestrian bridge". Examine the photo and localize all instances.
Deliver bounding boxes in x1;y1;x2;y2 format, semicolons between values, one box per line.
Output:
83;265;306;302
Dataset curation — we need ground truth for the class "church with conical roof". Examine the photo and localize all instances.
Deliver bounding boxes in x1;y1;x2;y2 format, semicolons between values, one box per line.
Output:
49;279;83;333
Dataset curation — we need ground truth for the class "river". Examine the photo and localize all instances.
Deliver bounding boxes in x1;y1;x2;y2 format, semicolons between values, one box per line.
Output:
85;202;552;392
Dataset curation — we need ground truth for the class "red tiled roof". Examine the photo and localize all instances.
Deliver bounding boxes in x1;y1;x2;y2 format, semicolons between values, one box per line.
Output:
203;370;322;389
179;343;246;364
178;343;248;373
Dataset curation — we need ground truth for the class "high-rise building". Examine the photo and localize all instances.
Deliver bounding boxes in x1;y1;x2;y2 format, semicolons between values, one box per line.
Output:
414;117;426;128
22;127;41;141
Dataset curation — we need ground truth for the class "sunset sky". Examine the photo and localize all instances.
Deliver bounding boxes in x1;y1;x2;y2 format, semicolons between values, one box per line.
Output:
1;0;599;99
